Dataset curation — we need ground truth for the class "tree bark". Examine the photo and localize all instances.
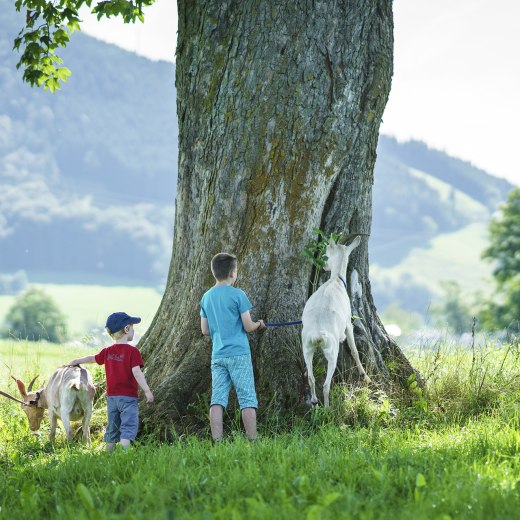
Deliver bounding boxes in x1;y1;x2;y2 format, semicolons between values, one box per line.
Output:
140;0;418;431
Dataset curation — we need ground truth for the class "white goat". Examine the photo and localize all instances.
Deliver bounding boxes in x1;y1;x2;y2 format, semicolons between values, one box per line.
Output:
0;365;95;443
301;237;371;407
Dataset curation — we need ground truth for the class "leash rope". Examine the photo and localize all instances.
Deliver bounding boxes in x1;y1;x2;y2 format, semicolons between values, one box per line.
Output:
265;320;302;327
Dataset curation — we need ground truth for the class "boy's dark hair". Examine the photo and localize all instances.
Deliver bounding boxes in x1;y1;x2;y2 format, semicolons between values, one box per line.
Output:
211;253;237;281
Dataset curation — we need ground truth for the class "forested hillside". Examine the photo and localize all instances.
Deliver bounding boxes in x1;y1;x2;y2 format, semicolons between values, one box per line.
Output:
0;1;514;314
0;2;177;285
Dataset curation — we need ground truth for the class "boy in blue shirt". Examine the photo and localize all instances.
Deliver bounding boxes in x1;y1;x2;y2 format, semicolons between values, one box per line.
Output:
200;252;265;441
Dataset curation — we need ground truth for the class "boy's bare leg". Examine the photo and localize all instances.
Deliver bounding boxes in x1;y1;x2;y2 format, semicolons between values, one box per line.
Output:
106;443;115;452
241;407;257;441
120;439;131;450
210;405;224;441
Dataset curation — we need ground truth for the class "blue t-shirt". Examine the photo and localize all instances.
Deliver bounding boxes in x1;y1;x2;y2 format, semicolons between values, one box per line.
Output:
200;285;253;359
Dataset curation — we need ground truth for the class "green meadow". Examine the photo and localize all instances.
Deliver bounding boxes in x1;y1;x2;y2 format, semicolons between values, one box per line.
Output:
0;284;162;337
1;338;520;519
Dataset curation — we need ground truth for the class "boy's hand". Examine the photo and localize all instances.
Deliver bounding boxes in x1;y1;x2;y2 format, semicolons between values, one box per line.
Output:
257;320;266;331
145;390;154;403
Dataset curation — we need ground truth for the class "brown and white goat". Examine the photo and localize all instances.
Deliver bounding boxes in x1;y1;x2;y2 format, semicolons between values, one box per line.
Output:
0;365;95;443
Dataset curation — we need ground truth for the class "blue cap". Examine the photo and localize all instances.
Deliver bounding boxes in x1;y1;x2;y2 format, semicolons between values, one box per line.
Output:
105;312;141;334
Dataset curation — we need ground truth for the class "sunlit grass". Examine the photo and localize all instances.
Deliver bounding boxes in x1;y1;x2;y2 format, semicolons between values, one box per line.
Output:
1;340;520;519
1;420;519;519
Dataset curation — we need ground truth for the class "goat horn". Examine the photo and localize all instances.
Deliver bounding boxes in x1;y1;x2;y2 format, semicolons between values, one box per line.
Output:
28;375;39;392
0;389;33;406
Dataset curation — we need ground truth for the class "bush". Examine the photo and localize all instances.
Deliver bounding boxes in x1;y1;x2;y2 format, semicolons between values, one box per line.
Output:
0;270;28;295
1;288;68;343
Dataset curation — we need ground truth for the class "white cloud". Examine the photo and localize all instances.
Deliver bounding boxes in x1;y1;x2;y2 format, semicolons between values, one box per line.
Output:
78;0;519;186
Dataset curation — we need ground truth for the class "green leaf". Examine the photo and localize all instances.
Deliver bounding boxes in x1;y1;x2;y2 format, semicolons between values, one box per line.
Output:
76;483;95;511
416;473;426;488
56;67;72;81
67;19;81;33
306;505;323;520
53;28;70;45
321;492;342;506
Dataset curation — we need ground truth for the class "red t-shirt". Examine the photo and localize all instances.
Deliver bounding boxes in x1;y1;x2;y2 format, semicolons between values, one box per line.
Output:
95;343;144;397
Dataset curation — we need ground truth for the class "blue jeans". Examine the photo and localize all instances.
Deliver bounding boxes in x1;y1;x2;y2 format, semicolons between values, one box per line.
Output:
211;353;258;409
105;396;139;443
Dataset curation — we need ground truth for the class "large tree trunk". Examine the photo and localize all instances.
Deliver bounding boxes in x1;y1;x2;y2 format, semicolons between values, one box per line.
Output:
140;0;417;430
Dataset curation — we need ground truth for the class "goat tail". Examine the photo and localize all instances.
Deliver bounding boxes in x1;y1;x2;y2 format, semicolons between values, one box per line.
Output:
308;330;333;349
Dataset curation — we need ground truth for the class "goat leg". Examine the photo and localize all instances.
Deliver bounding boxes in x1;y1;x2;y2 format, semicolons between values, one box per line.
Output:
49;410;58;443
345;325;371;383
322;342;340;407
302;346;319;406
81;402;93;444
60;406;73;442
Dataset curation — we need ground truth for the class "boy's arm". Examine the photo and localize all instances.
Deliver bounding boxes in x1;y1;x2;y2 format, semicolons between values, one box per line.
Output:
241;310;266;333
201;317;211;336
132;366;154;403
67;355;96;366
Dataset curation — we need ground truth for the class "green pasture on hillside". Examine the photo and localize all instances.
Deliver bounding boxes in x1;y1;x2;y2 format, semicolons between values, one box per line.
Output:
408;167;489;221
1;340;520;518
0;283;162;337
371;222;493;300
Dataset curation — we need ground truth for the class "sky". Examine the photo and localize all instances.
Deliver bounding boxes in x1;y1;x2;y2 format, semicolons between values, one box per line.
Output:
80;0;520;186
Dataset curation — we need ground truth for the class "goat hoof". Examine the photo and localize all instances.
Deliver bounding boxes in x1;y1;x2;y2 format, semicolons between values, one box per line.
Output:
364;376;372;384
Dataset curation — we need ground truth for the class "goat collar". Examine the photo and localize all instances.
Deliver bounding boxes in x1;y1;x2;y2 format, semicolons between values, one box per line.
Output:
338;275;347;291
31;391;44;408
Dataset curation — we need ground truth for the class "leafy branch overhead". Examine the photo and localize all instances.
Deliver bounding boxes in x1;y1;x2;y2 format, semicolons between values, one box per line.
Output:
13;0;156;92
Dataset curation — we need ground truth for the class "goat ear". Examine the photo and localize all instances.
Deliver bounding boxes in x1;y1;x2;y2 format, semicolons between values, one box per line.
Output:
14;379;27;398
329;238;336;246
350;236;362;249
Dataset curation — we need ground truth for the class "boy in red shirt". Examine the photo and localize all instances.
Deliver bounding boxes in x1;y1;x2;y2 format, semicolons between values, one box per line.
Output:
68;312;153;451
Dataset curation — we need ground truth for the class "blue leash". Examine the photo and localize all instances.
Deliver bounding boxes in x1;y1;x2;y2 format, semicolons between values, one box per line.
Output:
265;276;347;328
265;320;302;327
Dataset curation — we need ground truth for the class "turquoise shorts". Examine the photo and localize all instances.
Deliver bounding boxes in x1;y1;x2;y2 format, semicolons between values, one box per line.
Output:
211;353;258;410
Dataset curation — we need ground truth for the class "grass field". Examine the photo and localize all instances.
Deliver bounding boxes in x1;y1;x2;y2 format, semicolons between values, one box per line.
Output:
1;338;520;518
0;283;163;337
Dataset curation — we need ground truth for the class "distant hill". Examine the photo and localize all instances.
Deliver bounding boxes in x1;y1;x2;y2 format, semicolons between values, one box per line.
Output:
371;136;513;313
0;1;177;285
0;1;515;316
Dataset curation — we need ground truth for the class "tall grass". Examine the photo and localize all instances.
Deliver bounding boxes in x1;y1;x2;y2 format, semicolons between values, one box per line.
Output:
2;419;519;519
1;339;520;519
